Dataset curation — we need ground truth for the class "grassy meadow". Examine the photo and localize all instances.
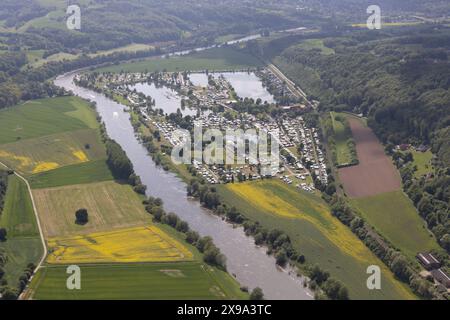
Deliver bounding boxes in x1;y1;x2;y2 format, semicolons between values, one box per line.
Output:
296;39;335;55
0;175;38;238
28;160;113;189
0;175;43;287
351;191;440;259
46;226;193;264
330;112;355;166
217;180;415;300
0;129;105;175
410;150;434;178
32;181;152;237
29;262;247;300
96;47;263;73
0;97;98;145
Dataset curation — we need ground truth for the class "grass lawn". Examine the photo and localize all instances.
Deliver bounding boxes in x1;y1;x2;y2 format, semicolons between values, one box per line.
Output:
217;180;416;300
351;191;440;259
0;129;106;175
96;47;262;73
0;175;38;238
29;160;113;189
29;262;247;300
331;112;354;166
32;180;152;237
0;97;98;145
46;226;193;264
410;150;434;178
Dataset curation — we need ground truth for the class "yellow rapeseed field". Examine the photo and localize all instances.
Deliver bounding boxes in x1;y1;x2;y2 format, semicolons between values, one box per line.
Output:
46;226;193;264
72;150;88;162
228;181;383;264
32;162;60;173
225;180;416;299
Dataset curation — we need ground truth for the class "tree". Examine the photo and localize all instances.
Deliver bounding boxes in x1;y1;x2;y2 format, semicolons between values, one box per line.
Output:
75;209;89;225
440;234;450;252
249;287;264;300
322;278;349;300
0;287;17;300
0;228;7;241
275;249;288;267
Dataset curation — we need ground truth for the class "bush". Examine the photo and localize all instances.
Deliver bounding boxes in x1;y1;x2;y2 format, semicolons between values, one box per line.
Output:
0;228;7;241
249;287;264;300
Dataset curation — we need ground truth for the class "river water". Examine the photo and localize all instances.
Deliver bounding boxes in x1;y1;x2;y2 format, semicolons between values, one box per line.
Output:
54;37;313;300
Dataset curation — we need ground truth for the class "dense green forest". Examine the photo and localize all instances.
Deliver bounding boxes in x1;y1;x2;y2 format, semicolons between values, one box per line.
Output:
250;26;450;163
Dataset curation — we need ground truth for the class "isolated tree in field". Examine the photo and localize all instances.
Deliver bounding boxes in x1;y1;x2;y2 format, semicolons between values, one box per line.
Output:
250;287;264;300
0;228;7;241
75;209;89;225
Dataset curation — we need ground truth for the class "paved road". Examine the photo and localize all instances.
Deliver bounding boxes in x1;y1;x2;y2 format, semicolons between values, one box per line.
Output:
0;161;47;299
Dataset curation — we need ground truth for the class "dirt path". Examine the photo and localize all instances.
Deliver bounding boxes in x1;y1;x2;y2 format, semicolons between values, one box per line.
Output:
0;161;48;299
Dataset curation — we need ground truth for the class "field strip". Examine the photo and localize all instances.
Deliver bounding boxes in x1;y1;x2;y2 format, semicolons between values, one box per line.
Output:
0;160;48;299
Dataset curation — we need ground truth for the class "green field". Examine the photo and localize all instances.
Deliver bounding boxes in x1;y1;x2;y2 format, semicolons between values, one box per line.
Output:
29;263;247;300
410;150;434;178
29;160;113;189
296;39;335;55
33;180;153;238
0;175;38;238
218;180;415;300
351;191;440;259
0;238;43;286
330;112;355;166
0;97;98;145
0;129;106;175
96;47;263;73
0;175;43;287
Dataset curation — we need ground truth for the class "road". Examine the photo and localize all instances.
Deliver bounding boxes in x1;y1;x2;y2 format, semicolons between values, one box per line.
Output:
267;63;310;105
0;161;47;299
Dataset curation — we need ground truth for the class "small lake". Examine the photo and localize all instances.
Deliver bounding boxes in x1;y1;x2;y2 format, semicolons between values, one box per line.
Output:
129;82;197;117
189;72;274;104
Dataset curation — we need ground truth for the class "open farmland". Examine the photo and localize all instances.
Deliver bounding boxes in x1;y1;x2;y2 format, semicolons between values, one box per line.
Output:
351;191;440;259
46;226;193;264
96;47;263;73
28;263;247;300
29;160;113;189
0;97;98;145
32;181;152;237
0;238;43;287
0;175;38;238
0;175;43;287
217;180;415;300
338;117;401;198
0;129;105;175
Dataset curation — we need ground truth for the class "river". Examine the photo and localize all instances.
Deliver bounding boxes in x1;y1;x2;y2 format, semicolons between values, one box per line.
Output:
54;34;313;300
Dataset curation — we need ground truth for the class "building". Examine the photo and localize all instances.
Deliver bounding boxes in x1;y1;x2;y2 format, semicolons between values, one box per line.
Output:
431;269;450;289
416;252;441;270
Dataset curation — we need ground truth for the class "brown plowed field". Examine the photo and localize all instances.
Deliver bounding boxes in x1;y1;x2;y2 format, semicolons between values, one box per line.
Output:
338;117;401;198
